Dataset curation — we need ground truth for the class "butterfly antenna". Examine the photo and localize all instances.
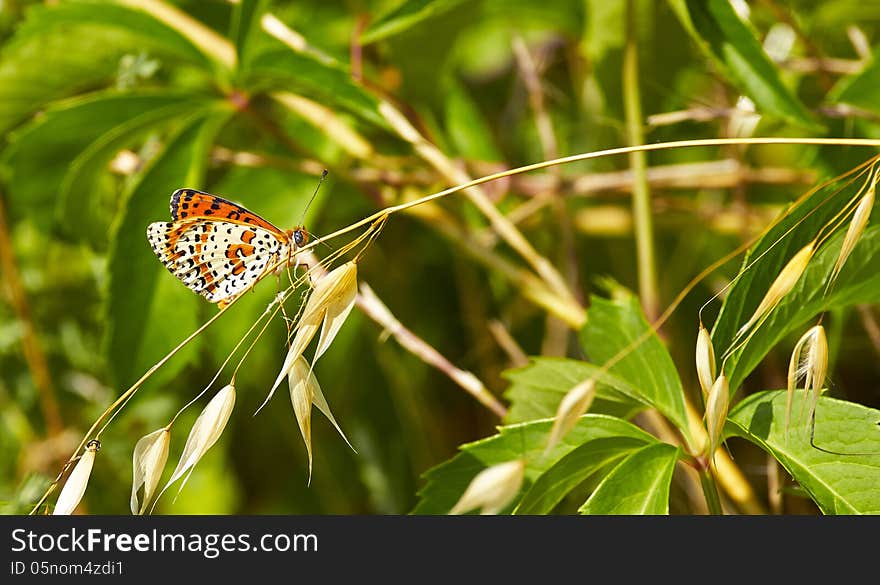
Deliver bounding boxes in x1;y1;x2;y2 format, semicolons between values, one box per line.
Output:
298;169;328;227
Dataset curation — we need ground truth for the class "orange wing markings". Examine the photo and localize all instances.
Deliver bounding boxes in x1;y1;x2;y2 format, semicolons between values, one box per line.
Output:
170;188;288;237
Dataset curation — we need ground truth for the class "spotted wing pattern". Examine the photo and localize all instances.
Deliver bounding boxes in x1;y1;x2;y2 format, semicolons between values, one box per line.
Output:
147;189;292;307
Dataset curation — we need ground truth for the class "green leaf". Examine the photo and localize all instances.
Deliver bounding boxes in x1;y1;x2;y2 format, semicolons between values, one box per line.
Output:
723;225;880;391
361;0;470;44
104;108;230;387
579;442;680;514
0;1;213;134
727;391;880;514
247;42;387;128
582;0;625;62
831;54;880;116
412;414;656;514
443;78;501;162
57;97;209;247
668;0;820;130
710;164;879;390
1;91;202;230
231;0;267;70
502;357;644;424
579;287;692;444
514;436;648;514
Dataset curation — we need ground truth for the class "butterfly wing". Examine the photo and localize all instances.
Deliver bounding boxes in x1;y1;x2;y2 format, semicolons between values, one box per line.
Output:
170;188;287;234
148;193;292;307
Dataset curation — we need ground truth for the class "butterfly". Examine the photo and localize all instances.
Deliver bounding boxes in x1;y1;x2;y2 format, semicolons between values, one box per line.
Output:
146;188;309;309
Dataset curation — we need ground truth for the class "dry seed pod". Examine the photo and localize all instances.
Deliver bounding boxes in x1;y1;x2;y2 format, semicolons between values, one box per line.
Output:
161;384;236;498
449;459;525;515
785;325;828;436
53;440;100;515
805;326;828;428
545;379;597;452
736;241;815;339
288;356;356;484
695;324;716;401
262;262;358;412
130;428;171;515
828;182;875;292
705;375;729;461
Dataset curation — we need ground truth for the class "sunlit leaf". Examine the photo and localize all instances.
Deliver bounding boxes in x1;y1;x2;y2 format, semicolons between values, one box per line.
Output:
668;0;820;130
104;108;229;387
361;0;470;44
727;391;880;514
579;287;692;444
579;442;680;515
413;414;656;514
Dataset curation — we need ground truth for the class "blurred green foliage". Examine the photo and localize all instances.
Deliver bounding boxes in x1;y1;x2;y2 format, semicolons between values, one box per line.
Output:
2;0;880;515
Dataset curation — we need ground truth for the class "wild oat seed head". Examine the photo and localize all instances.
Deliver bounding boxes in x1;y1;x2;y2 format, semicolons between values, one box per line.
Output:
696;324;716;401
287;356;355;486
828;184;874;292
130;428;171;515
806;325;828;427
705;375;730;461
162;384;236;498
545;379;597;453
289;357;315;484
785;325;828;436
737;240;815;338
53;439;100;515
263;262;359;411
449;459;526;515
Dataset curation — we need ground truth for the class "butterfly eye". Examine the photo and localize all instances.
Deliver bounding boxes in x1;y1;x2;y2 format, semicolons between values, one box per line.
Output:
293;229;307;247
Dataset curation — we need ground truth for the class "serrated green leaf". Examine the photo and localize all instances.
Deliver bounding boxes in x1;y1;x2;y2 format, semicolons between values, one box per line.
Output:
579;289;692;444
727;391;880;514
668;0;820;130
0;1;213;134
514;436;648;514
413;414;656;514
724;225;880;391
710;163;880;390
104;108;229;387
502;357;644;424
579;442;680;514
361;0;470;44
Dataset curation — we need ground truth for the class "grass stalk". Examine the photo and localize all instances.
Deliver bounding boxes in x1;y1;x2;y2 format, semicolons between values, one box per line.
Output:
624;0;660;321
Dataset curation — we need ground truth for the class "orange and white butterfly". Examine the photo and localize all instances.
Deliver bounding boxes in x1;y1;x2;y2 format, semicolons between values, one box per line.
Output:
146;188;308;308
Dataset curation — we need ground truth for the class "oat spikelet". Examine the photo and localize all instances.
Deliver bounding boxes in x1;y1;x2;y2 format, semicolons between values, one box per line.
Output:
260;261;358;413
545;379;597;453
53;440;100;515
161;384;236;500
827;181;875;292
449;459;525;515
736;240;815;338
130;428;171;515
705;375;729;462
785;325;828;437
805;325;828;428
695;324;716;401
287;356;355;485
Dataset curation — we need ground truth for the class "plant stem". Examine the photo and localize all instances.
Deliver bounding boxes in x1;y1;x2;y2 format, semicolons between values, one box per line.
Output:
0;195;63;436
624;0;659;321
28;300;235;514
699;465;724;515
